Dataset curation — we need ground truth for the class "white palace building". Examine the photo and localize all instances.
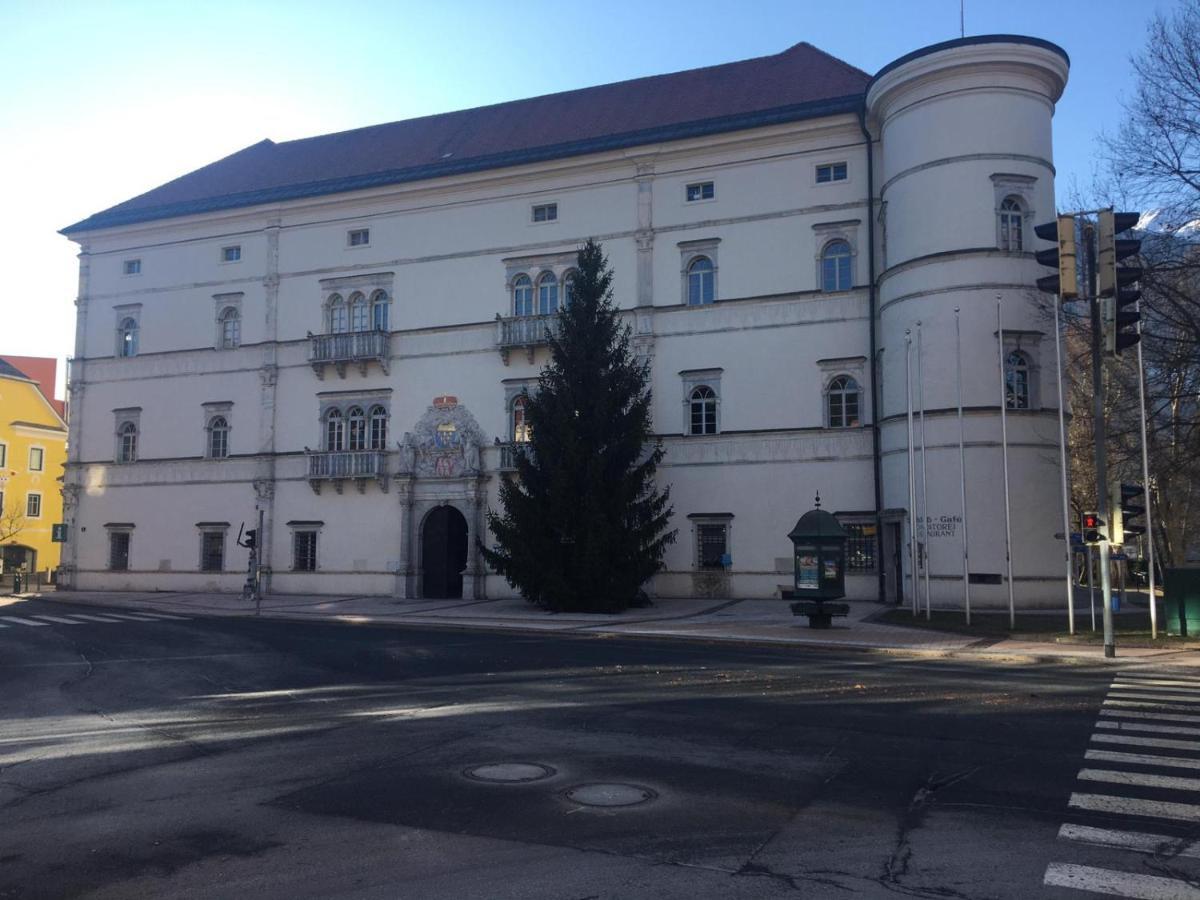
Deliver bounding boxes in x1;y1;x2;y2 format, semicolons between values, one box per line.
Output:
59;34;1072;608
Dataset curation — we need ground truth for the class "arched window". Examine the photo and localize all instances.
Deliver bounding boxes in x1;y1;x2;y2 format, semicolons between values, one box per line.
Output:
218;307;240;349
349;293;369;332
369;405;388;450
687;256;715;306
1005;352;1030;409
999;197;1024;252
118;421;138;463
371;290;389;331
537;272;558;315
512;394;531;443
513;275;534;317
325;409;345;451
827;375;860;428
821;240;852;292
563;270;578;307
689;385;717;435
207;416;230;458
328;295;348;334
119;317;139;357
346;406;366;451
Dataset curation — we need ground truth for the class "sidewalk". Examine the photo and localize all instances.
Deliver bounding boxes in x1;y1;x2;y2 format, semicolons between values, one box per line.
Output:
30;588;1200;666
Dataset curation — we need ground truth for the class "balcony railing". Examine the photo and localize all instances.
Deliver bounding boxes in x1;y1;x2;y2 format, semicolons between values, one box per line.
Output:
496;314;558;364
309;330;390;378
498;442;533;471
305;450;389;493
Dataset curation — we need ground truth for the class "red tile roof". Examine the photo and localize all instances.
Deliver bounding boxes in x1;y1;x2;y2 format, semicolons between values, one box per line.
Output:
63;42;869;234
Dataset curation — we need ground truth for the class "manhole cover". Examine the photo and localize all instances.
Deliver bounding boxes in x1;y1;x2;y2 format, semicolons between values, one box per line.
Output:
564;783;657;807
463;763;556;784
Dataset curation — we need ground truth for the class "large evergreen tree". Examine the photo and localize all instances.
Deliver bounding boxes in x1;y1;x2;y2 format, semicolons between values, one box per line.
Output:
481;240;675;612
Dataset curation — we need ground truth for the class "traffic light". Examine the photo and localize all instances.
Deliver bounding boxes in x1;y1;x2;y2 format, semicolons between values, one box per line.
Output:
1117;482;1146;541
1034;214;1078;298
243;529;257;550
1098;210;1142;356
1081;511;1107;545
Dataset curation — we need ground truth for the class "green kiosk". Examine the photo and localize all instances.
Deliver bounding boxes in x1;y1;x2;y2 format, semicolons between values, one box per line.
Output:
787;496;850;628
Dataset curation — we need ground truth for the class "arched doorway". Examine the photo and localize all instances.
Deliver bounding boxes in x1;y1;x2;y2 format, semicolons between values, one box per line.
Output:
421;506;468;599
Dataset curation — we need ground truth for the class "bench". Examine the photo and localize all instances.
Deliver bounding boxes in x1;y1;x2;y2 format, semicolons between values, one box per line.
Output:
790;600;850;629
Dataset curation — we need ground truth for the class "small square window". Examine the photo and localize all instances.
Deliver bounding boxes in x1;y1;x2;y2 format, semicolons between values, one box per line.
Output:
26;493;41;518
221;245;241;262
532;203;558;223
816;163;848;184
686;182;715;202
28;447;43;471
348;229;370;247
123;259;142;275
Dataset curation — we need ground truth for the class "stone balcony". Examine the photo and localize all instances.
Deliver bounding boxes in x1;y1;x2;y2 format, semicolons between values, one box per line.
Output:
305;450;389;493
309;330;390;379
496;314;559;364
497;441;533;471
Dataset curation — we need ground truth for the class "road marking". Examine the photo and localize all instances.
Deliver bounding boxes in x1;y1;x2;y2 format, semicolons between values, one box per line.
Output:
0;616;49;626
1069;792;1200;823
1044;862;1200;898
131;612;191;620
1059;823;1200;858
1101;708;1200;724
1087;749;1200;771
1115;679;1200;690
99;612;166;622
1105;699;1200;713
1097;719;1200;738
1105;692;1200;704
1092;733;1200;752
1118;675;1200;685
67;614;125;623
30;615;84;625
1078;768;1200;792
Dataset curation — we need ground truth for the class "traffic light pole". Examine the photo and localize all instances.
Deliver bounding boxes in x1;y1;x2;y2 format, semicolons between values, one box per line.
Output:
1134;304;1157;639
1086;223;1116;657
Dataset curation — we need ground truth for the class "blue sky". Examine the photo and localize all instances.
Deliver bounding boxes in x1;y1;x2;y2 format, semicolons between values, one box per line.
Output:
0;0;1181;390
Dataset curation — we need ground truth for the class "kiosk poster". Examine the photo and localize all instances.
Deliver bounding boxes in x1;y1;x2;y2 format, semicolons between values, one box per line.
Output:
823;556;839;581
795;545;819;590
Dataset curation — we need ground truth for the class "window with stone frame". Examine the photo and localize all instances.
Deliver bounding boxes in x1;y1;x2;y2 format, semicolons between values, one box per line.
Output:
118;315;139;357
218;306;241;349
999;196;1025;252
686;256;715;306
293;530;318;571
347;406;367;451
689;385;718;435
836;516;878;573
512;274;534;317
821;240;853;292
1005;351;1031;409
200;530;225;572
207;416;230;458
117;420;138;463
826;375;861;428
369;405;388;450
688;513;734;569
108;529;131;571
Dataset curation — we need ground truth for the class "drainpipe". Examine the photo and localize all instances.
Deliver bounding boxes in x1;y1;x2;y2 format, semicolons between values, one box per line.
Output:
858;106;886;604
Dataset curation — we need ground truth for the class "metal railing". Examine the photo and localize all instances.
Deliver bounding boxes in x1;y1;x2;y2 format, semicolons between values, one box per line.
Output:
498;442;533;470
306;450;388;479
309;330;390;365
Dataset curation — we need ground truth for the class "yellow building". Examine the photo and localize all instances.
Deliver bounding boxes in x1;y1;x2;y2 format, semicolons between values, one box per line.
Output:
0;358;67;583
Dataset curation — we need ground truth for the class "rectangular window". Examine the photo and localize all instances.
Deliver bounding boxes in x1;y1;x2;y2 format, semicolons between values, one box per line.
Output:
841;523;877;573
348;228;370;247
200;532;225;572
221;245;241;262
0;491;5;516
28;447;44;471
686;181;715;202
123;258;142;275
109;532;131;571
531;203;558;223
0;443;6;467
25;493;41;518
293;531;317;571
697;524;728;569
816;163;848;184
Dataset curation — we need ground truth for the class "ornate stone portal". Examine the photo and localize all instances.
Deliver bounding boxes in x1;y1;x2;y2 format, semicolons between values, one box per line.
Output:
394;397;489;599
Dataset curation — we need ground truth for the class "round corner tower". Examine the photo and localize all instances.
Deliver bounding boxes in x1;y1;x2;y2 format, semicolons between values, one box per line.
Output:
865;35;1070;608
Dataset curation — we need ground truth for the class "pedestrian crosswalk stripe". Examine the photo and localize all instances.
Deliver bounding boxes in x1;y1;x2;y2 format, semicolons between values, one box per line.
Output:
31;615;83;625
1092;732;1200;752
1097;719;1200;738
1058;823;1200;859
1105;698;1200;713
68;614;125;623
1086;749;1200;771
99;612;167;622
130;612;190;620
1070;792;1200;823
1114;679;1200;691
0;616;49;626
1078;768;1200;793
0;611;194;628
1044;862;1200;898
1118;674;1200;686
1101;708;1200;725
1105;691;1200;704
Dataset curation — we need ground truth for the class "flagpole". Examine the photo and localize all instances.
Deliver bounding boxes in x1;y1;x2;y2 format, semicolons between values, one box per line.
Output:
1053;293;1075;635
1134;301;1157;638
955;308;971;624
997;298;1016;629
906;329;919;616
917;320;931;620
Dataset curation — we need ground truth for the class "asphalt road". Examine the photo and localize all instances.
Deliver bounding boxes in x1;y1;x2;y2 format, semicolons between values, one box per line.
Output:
0;597;1197;899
